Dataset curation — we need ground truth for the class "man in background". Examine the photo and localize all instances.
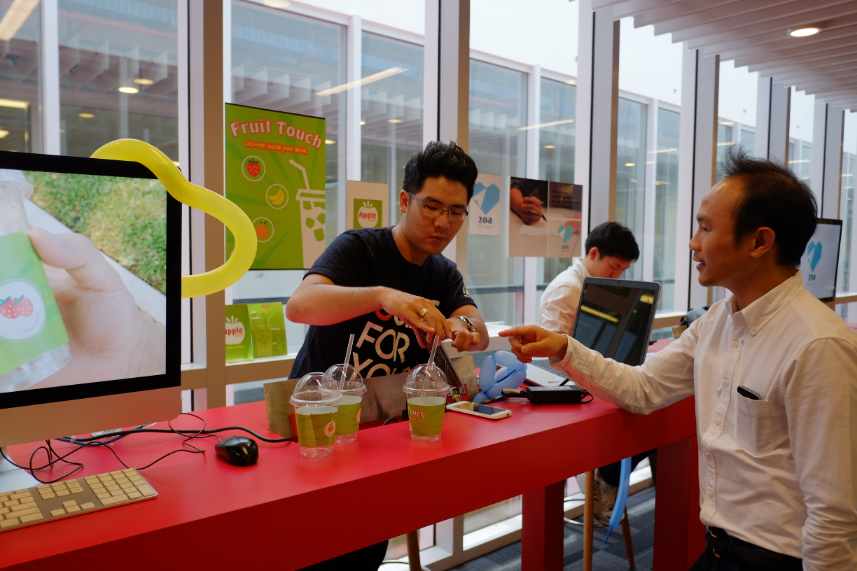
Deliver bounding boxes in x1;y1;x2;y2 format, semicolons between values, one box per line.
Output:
539;221;642;524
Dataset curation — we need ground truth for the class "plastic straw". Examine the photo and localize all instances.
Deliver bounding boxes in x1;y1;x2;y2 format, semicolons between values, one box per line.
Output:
340;334;355;390
428;335;440;370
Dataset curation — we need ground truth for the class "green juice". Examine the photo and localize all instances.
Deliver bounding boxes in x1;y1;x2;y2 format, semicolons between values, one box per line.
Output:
295;406;339;448
335;395;363;437
407;396;447;438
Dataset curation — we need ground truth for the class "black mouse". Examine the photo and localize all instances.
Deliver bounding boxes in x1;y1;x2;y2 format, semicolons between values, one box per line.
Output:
215;436;258;466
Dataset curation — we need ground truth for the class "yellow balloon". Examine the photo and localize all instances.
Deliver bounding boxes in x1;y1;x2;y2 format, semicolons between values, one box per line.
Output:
91;139;257;298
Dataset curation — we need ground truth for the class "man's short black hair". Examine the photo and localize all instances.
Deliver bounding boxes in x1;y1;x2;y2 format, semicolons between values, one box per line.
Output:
721;145;817;267
403;141;478;203
585;222;639;261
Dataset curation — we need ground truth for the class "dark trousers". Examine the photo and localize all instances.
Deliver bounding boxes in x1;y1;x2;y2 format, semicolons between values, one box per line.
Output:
598;449;656;487
299;540;388;571
688;528;802;571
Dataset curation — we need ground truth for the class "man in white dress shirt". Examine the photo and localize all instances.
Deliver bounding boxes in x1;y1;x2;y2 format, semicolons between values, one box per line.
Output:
500;147;857;569
539;221;642;523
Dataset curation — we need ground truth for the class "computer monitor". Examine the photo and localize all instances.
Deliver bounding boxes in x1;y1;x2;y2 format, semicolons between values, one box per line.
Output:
571;278;660;366
801;218;843;303
0;151;180;489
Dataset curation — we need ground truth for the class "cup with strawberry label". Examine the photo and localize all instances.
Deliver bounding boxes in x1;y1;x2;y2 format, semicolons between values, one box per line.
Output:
324;364;366;444
403;364;450;442
0;169;71;392
290;373;341;458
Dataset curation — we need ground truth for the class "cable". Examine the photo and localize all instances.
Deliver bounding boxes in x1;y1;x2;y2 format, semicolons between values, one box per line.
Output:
63;423;291;444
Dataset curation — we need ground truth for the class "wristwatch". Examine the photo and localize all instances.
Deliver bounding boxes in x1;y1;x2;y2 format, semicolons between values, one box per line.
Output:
455;315;476;333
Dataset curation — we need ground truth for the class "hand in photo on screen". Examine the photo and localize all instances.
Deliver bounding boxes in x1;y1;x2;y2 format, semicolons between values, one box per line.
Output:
26;227;166;390
510;187;544;225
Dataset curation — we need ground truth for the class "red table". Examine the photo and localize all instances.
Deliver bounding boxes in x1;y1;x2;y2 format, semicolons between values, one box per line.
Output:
3;395;703;570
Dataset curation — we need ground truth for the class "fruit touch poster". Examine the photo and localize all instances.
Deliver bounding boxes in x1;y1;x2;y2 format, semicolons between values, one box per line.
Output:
225;103;327;270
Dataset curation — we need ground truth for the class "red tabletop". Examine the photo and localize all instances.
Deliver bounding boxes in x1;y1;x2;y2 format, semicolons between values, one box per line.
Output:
3;392;698;570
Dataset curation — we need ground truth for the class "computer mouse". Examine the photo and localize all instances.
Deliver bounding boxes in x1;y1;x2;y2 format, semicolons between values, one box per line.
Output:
215;436;259;466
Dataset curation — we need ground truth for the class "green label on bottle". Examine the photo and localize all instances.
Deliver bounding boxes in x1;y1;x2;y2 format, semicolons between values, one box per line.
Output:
295;406;339;447
0;233;69;377
407;397;446;437
335;395;362;436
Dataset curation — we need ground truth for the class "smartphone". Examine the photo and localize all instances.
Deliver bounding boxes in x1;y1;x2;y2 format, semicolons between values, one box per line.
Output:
737;386;761;401
446;401;512;420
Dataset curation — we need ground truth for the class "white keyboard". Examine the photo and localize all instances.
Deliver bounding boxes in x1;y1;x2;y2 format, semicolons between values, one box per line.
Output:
0;468;157;532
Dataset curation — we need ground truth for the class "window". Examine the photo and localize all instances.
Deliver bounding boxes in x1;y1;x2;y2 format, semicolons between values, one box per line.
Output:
654;108;680;312
0;1;41;152
838;110;857;322
58;0;179;160
789;87;814;186
615;97;647;283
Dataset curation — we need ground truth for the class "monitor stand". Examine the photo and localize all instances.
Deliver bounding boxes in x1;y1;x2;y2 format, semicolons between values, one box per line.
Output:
0;447;39;494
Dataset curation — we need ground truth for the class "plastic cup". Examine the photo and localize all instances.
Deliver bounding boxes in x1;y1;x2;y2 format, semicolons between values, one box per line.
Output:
403;364;450;442
289;373;341;458
324;364;366;444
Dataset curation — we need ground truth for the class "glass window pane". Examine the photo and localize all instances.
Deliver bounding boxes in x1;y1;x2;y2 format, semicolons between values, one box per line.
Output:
467;59;527;325
58;0;179;159
615;97;647;282
789;87;814;184
360;32;423;224
0;1;41;152
838;111;856;325
654;108;680;312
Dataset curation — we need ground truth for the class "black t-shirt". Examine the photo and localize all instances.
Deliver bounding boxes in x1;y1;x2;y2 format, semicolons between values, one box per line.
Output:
290;228;475;379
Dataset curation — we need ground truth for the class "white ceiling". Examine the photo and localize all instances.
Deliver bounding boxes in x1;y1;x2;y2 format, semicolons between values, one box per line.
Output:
594;0;857;110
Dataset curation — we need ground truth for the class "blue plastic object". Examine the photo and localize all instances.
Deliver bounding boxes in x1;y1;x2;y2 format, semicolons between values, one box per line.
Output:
603;456;632;542
473;351;527;403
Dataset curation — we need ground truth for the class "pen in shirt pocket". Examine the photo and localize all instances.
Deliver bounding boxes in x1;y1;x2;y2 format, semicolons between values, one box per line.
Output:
737;386;761;400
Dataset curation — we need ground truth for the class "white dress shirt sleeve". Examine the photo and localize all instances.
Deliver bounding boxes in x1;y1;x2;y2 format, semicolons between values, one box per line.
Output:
551;316;699;415
783;337;857;569
539;283;579;337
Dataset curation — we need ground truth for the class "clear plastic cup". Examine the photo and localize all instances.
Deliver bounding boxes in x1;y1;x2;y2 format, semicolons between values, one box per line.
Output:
290;373;341;458
324;364;367;444
403;364;450;442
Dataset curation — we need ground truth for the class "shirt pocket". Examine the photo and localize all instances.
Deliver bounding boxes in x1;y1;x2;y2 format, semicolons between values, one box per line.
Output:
734;395;774;456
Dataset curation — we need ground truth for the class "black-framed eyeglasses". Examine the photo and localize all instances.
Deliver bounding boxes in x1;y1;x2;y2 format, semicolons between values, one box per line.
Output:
408;192;469;221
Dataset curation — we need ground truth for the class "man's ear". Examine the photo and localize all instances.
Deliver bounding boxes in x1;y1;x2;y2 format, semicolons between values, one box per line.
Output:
749;227;777;259
588;246;600;261
399;189;410;214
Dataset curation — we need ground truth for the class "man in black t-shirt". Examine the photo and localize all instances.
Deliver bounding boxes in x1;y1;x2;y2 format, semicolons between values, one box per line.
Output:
287;141;488;570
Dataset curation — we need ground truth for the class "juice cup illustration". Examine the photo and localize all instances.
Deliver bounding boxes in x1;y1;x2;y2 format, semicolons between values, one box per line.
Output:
290;159;326;267
290;373;341;458
403;364;450;442
0;170;71;392
324;364;366;443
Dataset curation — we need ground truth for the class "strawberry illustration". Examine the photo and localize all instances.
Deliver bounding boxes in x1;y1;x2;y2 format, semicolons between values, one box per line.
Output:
14;297;33;317
246;159;261;178
0;298;17;320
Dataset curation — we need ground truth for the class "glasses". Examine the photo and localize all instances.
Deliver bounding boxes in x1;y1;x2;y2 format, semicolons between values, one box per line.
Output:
408;192;469;222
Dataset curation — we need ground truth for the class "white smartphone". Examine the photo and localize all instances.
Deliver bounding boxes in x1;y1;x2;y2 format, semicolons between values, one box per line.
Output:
446;401;512;420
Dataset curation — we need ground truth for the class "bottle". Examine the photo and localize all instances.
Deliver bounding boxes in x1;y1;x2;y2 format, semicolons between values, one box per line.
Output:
0;169;71;392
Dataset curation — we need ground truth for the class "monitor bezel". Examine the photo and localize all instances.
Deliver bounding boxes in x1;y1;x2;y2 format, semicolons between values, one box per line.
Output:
571;277;661;366
0;151;181;410
809;218;843;303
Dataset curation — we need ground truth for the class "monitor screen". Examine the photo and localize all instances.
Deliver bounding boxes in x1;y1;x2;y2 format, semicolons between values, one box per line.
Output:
572;278;660;366
801;218;843;303
0;152;180;411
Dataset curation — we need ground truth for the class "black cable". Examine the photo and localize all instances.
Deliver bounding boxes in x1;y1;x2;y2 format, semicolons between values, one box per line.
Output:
63;424;291;444
382;417;399;425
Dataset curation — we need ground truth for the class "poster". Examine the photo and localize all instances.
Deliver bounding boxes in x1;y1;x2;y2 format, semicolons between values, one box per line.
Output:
346;181;389;230
248;302;287;359
468;173;501;236
508;177;582;258
225;305;253;363
225;103;327;269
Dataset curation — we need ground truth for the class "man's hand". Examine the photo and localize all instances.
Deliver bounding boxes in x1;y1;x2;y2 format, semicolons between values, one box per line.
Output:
499;325;567;363
379;288;452;349
28;228;166;389
519;197;544;225
449;317;480;352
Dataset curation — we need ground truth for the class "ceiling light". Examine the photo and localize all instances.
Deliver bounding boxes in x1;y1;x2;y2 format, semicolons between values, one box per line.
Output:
648;148;678;154
625;162;635;167
133;78;154;85
118;86;139;94
0;130;9;139
544;145;556;149
325;139;335;145
719;121;735;126
717;142;735;146
0;0;40;42
0;98;29;109
263;0;291;8
789;27;820;38
315;67;408;97
565;79;576;85
78;112;94;118
387;119;402;124
360;120;366;125
518;119;574;131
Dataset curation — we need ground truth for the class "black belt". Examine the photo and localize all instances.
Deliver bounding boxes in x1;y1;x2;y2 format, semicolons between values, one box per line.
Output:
707;527;802;570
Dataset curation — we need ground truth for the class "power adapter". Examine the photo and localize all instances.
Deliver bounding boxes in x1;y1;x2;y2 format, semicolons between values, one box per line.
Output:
502;386;590;405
